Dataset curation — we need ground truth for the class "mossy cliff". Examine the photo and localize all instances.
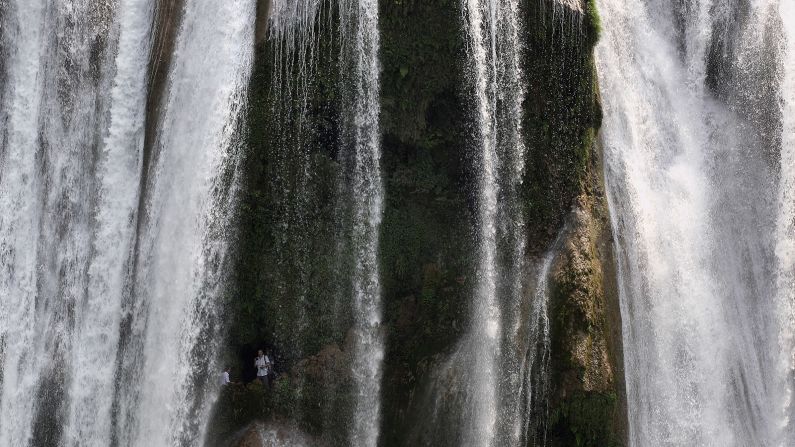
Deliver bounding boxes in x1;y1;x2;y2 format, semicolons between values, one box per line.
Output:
207;0;626;445
545;141;626;447
526;2;627;446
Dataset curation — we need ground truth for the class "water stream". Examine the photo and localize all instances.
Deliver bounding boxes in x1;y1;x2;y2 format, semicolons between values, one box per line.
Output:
0;0;254;446
337;2;384;446
460;0;528;445
597;0;795;444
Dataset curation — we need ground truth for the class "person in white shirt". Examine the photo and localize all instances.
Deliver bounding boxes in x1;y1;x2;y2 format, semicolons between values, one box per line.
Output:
255;350;269;387
220;366;231;386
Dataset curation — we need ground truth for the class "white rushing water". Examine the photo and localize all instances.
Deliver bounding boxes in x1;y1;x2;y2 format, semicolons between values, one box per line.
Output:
0;2;116;444
0;0;254;446
460;0;527;445
269;0;321;34
120;0;254;445
775;0;795;442
64;0;154;445
597;0;795;445
268;0;322;111
338;1;385;445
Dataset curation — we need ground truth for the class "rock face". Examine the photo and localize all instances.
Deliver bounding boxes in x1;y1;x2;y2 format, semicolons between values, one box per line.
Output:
234;426;266;447
546;142;627;446
208;341;354;446
289;342;350;383
554;201;614;394
214;0;626;445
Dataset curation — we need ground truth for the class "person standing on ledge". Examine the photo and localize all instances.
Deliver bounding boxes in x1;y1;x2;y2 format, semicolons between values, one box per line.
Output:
255;350;269;387
219;366;232;386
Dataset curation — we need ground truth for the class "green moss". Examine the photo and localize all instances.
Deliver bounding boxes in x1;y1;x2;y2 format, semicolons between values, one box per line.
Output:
522;1;602;252
377;2;478;445
585;0;602;44
548;392;621;447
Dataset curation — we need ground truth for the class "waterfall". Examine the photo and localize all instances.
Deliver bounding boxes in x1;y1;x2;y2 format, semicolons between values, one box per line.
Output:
64;0;154;445
0;0;254;446
337;1;384;445
597;0;795;444
118;0;254;445
0;2;117;444
460;0;527;445
775;0;795;441
511;226;571;446
268;0;322;120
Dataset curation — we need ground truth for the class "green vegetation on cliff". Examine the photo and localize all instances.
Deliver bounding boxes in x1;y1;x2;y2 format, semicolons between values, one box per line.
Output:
378;0;476;443
209;1;625;446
